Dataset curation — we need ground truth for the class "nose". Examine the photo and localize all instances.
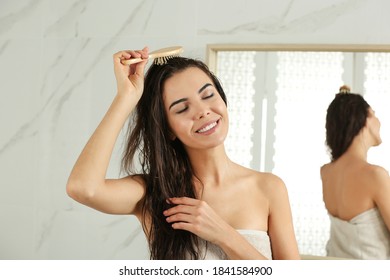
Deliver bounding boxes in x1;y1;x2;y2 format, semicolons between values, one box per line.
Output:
194;102;210;120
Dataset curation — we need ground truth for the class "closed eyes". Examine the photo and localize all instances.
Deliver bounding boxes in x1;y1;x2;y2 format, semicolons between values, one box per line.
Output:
169;83;215;114
175;93;215;114
176;106;189;114
202;93;214;99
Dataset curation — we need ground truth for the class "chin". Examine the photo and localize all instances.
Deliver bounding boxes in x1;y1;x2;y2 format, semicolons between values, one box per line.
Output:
374;138;382;147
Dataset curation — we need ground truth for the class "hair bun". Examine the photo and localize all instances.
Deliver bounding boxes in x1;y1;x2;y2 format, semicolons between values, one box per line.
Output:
339;85;351;94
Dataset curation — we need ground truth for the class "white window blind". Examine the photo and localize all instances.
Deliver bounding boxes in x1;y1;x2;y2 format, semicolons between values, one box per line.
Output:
217;51;256;168
364;53;390;168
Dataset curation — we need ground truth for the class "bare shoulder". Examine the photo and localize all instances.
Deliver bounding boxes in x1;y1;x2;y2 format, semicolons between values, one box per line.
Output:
240;166;287;196
320;162;330;173
247;170;293;218
257;172;285;188
320;162;332;178
366;164;389;175
259;172;288;201
364;164;390;185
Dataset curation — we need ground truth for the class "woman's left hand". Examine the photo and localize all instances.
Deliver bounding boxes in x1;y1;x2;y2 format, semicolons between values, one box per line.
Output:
164;196;270;260
163;197;229;244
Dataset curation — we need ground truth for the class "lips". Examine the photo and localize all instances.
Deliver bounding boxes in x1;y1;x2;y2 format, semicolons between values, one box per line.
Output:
196;119;220;133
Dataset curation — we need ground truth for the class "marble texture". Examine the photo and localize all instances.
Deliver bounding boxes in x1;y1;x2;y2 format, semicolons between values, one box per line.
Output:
1;0;390;259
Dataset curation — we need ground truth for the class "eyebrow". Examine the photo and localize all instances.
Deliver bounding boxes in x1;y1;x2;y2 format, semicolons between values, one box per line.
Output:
169;98;188;110
168;83;213;110
198;83;212;93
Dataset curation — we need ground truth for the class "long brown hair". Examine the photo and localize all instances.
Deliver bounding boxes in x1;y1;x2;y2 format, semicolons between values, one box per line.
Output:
122;57;227;259
325;88;370;161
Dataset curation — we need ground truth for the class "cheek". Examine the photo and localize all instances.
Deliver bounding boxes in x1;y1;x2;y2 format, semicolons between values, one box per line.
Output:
368;119;380;135
371;118;380;129
169;118;190;138
216;101;228;118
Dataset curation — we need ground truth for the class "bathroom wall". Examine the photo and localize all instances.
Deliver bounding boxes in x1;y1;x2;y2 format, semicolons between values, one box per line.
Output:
1;0;390;259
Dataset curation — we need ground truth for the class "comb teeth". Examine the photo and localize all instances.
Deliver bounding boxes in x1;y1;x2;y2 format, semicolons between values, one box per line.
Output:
121;46;183;65
153;54;179;65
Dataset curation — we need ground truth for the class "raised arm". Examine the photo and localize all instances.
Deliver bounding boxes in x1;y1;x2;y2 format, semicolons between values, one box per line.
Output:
66;48;149;216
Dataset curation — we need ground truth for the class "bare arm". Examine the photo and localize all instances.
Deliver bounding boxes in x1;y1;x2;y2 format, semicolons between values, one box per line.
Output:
370;166;390;231
66;48;149;216
267;177;300;259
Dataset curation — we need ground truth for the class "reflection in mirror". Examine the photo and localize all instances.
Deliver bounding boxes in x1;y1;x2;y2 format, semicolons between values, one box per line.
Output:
207;44;390;256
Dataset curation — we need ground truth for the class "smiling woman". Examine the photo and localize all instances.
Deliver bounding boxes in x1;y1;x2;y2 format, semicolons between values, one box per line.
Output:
66;47;300;260
163;68;228;148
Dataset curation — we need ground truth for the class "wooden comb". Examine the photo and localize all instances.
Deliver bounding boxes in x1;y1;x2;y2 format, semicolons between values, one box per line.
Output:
121;46;184;65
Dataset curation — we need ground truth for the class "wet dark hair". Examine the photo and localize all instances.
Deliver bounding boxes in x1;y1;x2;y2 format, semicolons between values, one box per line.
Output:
325;86;370;161
121;57;227;259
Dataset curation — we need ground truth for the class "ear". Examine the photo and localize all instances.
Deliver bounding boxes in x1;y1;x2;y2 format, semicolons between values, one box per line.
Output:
169;131;176;141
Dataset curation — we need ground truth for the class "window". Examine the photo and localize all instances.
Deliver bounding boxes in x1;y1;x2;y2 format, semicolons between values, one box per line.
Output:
208;44;390;256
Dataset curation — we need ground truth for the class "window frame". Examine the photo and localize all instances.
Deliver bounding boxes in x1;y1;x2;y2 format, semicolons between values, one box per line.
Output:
206;44;390;73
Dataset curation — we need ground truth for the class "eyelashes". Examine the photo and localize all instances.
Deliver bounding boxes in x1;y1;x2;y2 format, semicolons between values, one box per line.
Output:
176;107;189;114
175;93;215;114
202;93;214;99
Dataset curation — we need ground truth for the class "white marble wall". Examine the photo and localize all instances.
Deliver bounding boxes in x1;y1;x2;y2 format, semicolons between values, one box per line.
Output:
1;0;390;259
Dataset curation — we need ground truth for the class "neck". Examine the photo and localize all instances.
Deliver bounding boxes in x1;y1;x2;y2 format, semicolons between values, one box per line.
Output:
186;145;233;186
345;132;371;161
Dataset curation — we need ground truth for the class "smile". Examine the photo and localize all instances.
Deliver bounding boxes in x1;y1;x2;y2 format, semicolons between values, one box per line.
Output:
196;120;219;133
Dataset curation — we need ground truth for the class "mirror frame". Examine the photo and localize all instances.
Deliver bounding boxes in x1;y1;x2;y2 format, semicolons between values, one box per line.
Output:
206;44;390;73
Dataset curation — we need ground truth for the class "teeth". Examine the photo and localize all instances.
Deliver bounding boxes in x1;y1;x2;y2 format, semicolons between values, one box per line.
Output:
197;122;217;133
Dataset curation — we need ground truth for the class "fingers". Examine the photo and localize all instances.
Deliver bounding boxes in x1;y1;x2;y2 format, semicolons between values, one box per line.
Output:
112;47;149;90
113;51;134;65
164;204;199;233
114;47;149;59
140;46;149;58
164;204;193;217
167;196;199;206
164;197;197;219
113;47;149;67
170;221;197;232
164;197;206;229
134;57;148;77
163;197;226;242
165;212;193;224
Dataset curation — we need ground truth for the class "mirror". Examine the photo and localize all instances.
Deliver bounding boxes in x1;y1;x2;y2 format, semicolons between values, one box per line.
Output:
206;44;390;256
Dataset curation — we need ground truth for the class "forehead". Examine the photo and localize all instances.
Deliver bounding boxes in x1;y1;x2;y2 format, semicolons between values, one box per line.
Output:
163;67;212;96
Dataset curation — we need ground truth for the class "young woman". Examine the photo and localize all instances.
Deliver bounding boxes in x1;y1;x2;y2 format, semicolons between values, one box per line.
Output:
66;47;299;260
321;85;390;259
